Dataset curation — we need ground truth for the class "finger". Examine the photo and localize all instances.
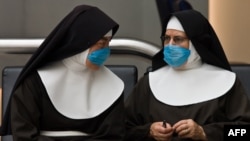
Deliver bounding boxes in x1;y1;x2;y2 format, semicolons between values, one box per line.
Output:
183;128;190;135
174;123;188;133
155;131;174;141
178;127;190;138
173;119;188;129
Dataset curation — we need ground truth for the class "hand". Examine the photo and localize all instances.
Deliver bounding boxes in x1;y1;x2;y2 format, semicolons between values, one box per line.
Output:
173;119;207;140
149;122;174;141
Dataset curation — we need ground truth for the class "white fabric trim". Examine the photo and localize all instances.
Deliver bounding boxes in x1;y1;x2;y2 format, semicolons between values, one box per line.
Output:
149;63;236;106
40;130;89;137
105;30;112;36
183;41;202;69
173;41;202;70
166;16;184;31
37;50;124;119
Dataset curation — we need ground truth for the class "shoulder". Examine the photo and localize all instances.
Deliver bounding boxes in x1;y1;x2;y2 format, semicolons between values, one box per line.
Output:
129;75;151;99
16;71;44;94
20;71;41;86
219;77;249;103
230;77;249;96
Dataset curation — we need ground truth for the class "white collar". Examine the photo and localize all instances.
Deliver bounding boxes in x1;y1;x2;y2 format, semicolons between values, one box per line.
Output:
149;63;236;106
37;51;124;119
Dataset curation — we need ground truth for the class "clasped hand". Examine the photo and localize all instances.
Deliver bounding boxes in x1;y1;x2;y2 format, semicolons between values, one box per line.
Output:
149;119;207;141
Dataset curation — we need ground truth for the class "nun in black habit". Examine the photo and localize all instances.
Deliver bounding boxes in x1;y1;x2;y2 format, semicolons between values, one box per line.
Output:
125;9;250;141
0;4;125;141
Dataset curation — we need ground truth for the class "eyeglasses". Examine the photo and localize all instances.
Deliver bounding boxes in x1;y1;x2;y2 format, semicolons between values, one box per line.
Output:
95;37;112;47
160;35;188;45
101;36;112;42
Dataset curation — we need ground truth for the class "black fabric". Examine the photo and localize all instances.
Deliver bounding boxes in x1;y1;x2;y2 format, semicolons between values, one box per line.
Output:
1;65;137;140
107;65;138;100
10;71;124;141
155;0;192;30
231;64;250;99
0;5;119;136
152;9;231;71
146;64;250;99
14;5;119;91
125;75;250;141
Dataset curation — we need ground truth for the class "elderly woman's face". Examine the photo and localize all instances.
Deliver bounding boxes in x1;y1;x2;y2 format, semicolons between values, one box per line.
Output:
89;36;112;52
163;29;189;48
86;36;112;70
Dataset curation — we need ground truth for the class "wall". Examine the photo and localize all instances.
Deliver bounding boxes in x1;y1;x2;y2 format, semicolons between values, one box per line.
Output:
0;0;161;45
209;0;250;64
0;0;208;84
0;0;208;131
0;0;207;46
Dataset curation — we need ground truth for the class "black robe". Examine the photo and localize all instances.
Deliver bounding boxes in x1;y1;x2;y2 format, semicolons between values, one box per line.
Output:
10;71;125;141
125;74;250;141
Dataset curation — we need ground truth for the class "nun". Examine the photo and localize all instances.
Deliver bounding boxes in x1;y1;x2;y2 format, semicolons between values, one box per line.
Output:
1;4;125;141
125;9;250;141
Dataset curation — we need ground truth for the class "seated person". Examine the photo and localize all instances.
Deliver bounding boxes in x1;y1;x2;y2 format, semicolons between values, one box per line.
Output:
125;9;250;141
0;4;125;141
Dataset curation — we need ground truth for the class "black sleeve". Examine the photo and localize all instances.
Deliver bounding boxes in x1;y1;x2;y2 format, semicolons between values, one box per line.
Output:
10;72;53;141
11;72;126;141
90;95;125;141
124;75;154;141
203;78;250;141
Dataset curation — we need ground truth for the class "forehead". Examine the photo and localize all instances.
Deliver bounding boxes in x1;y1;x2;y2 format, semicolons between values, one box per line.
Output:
165;29;186;36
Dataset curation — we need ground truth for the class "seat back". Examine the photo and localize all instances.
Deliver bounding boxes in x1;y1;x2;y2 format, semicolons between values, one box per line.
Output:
1;65;137;141
106;65;138;100
1;66;22;141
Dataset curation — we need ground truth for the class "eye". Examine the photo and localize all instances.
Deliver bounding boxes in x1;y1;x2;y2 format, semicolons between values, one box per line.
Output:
173;36;187;44
161;35;171;43
174;37;182;43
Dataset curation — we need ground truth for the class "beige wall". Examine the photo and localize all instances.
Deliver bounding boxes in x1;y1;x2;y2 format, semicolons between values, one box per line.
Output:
209;0;250;64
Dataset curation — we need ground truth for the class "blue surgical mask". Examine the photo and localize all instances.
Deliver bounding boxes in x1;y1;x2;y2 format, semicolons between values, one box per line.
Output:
87;47;110;66
163;45;190;67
